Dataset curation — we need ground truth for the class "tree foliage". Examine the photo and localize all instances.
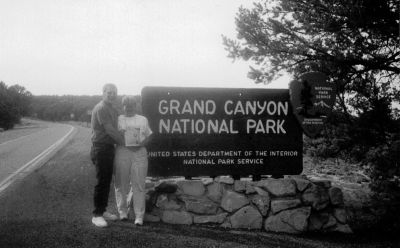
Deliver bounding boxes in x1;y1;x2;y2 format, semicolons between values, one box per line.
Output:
30;95;142;122
223;0;399;117
0;81;33;130
31;95;101;122
224;0;400;202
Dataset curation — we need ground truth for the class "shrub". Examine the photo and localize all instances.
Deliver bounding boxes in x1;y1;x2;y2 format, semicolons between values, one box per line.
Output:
365;135;400;198
304;110;400;196
304;111;400;233
0;82;30;130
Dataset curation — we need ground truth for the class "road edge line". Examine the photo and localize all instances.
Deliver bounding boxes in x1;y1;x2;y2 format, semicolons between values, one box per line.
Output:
0;124;76;194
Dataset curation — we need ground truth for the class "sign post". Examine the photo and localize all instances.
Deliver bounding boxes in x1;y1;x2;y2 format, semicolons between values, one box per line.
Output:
142;87;303;177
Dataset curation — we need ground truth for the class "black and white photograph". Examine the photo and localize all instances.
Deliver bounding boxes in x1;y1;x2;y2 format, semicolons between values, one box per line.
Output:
0;0;399;247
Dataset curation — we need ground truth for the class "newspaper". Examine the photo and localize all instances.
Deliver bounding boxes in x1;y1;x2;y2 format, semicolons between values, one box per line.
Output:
124;127;141;146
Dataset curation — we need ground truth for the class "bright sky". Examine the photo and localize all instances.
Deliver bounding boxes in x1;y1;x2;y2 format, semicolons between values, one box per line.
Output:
0;0;290;96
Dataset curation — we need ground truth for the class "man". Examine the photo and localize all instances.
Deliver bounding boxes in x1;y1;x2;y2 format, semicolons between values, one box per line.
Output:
90;83;124;227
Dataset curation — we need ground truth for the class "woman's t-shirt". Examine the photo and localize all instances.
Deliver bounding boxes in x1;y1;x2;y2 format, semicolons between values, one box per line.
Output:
118;114;152;147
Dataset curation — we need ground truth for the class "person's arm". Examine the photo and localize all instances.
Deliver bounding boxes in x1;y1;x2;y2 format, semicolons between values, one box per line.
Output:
139;134;152;147
139;117;153;147
104;123;124;145
96;107;125;146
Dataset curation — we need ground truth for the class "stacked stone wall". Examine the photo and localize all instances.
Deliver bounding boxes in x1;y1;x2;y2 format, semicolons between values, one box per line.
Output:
143;176;352;234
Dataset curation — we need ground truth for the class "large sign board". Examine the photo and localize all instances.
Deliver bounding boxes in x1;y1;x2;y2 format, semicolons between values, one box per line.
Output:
142;87;303;177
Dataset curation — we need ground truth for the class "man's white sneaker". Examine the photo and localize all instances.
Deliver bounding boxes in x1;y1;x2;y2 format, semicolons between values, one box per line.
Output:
103;212;118;221
120;212;128;221
134;218;143;226
92;216;108;228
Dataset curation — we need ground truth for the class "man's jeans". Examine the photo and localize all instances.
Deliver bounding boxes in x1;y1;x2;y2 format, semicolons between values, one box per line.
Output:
90;143;115;216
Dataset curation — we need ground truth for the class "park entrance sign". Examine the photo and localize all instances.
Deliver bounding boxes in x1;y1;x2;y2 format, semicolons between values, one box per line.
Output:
142;87;302;177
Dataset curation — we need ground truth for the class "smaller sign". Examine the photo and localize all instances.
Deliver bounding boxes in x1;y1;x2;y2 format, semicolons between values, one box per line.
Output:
289;72;335;137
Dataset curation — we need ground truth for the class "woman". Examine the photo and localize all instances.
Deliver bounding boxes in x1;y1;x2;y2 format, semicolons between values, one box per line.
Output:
114;96;152;225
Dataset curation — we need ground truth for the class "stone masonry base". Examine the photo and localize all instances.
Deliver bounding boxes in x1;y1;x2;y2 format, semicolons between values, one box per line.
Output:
140;176;352;234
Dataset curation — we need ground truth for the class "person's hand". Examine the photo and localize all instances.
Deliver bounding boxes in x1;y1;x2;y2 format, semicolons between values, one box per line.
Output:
139;138;150;147
140;135;152;148
118;136;125;146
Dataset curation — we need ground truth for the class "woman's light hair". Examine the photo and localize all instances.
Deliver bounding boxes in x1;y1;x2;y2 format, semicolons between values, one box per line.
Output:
122;95;136;107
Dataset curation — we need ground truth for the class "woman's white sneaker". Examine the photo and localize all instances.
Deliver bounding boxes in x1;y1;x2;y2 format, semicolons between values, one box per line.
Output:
119;212;128;221
92;216;108;227
134;218;143;226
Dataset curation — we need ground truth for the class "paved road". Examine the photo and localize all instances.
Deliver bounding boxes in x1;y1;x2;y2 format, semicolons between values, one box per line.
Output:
0;119;48;144
0;125;398;248
0;121;74;193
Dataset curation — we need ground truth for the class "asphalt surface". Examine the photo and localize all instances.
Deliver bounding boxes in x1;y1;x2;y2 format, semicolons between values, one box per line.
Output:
0;124;399;248
0;121;73;185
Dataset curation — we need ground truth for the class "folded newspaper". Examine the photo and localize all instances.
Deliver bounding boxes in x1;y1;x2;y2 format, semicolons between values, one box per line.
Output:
124;127;141;146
